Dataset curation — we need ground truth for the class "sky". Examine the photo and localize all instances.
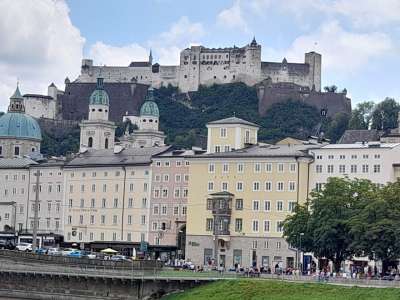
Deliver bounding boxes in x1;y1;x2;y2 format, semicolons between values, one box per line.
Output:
0;0;399;111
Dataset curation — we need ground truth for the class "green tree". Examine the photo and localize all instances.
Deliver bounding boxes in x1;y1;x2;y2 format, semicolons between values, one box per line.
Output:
349;181;400;273
325;112;350;142
348;101;375;130
371;98;400;130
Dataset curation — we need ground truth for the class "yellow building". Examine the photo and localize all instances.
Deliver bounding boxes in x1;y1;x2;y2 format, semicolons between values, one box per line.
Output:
206;117;259;153
186;118;314;269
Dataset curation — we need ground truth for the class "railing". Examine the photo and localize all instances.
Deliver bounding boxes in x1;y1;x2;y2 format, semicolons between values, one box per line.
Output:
0;250;162;270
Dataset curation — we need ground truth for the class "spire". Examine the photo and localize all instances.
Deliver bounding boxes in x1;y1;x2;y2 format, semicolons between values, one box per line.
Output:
250;36;257;47
8;83;25;113
149;49;153;65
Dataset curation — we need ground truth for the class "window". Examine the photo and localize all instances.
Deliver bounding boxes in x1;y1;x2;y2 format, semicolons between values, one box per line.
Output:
173;206;179;215
339;165;346;173
327;165;334;173
90;215;95;224
253;200;260;211
102;184;107;192
161;205;167;215
127;233;132;241
264;220;270;232
264;240;269;249
253;182;260;191
315;183;323;192
175;174;181;182
14;146;20;156
206;218;213;231
236;199;243;210
142;198;147;208
80;185;85;192
252;240;258;249
141;215;146;225
155;161;161;167
68;199;73;208
176;160;182;167
115;184;119;192
277;181;284;191
350;165;357;173
264;200;271;212
88;137;93;148
221;182;228;191
163;174;169;182
288;181;296;191
265;163;272;173
79;215;83;224
154;189;160;198
374;154;381;159
144;183;148;192
236;182;243;191
89;232;94;241
183;188;188;197
152;222;158;231
129;183;134;192
328;155;334;159
316;165;322;173
182;206;187;215
289;163;296;173
174;188;180;198
47;202;51;212
68;216;72;225
127;215;132;225
362;164;369;173
374;164;381;173
128;198;133;208
363;154;369;159
254;163;261;173
277;221;284;232
164;161;170;167
113;198;118;208
208;163;215;173
277;163;284;172
91;184;96;192
237;163;244;173
252;220;259;232
277;201;283;211
102;198;107;208
235;218;243;232
340;155;346;159
184;174;189;182
222;163;229;173
265;181;272;191
220;128;227;138
80;199;84;208
276;241;281;249
288;201;296;212
162;188;168;198
112;232;117;241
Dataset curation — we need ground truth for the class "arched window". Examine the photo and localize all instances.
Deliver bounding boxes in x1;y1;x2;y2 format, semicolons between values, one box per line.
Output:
105;138;109;149
88;137;93;148
31;147;35;152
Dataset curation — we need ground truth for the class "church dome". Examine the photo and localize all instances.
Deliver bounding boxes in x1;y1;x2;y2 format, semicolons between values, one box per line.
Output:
140;87;159;117
0;112;42;141
89;78;109;106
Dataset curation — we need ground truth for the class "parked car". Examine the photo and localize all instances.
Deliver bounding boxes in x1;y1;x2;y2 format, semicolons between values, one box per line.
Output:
47;248;61;256
110;255;127;261
0;240;15;250
61;248;75;256
81;251;96;259
67;250;82;258
34;248;47;255
15;243;32;251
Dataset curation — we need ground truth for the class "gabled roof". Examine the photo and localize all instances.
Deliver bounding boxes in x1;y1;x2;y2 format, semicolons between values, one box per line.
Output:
0;158;37;169
207;117;259;128
65;146;171;168
338;129;382;144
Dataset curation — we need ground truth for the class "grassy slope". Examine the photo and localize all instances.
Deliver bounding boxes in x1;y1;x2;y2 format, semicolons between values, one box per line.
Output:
163;279;400;300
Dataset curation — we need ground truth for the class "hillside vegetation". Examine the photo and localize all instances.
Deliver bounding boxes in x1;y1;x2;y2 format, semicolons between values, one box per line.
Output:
39;82;400;156
163;280;400;300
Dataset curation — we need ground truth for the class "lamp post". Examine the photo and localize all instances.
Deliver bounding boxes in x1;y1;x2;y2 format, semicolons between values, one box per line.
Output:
298;232;304;272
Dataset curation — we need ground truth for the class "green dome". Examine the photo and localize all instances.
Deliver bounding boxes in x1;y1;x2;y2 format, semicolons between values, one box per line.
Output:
140;101;159;117
89;78;109;106
140;87;159;117
0;112;42;141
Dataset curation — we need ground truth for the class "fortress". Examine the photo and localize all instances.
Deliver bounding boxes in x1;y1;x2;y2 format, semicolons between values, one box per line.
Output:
21;39;350;123
76;38;321;93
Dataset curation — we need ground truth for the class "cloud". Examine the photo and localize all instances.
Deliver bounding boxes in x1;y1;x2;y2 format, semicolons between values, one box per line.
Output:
0;0;84;111
284;21;394;73
88;16;205;66
216;0;249;33
89;42;148;66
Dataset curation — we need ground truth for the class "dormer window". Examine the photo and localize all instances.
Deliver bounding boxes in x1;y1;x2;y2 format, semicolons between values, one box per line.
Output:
98;108;103;112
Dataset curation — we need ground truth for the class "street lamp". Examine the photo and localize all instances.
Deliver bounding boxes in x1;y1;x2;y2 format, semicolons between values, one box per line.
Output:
298;232;305;272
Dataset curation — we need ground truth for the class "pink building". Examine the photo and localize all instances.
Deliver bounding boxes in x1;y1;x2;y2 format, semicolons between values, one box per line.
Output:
149;149;194;260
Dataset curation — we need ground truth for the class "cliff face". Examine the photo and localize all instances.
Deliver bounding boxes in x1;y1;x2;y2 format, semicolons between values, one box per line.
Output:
257;80;351;118
59;81;149;122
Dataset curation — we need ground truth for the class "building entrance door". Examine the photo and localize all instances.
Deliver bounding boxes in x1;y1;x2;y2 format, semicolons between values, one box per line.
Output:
219;254;226;267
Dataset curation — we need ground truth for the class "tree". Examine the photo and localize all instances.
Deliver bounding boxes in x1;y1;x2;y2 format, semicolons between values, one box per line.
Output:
371;98;400;130
325;112;350;142
348;101;375;130
349;181;400;273
324;85;338;93
284;178;369;272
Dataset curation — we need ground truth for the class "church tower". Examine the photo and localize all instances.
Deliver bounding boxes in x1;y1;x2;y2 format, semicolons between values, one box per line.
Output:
79;78;116;150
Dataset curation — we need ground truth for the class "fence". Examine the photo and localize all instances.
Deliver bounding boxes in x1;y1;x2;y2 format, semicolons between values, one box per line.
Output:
0;250;162;270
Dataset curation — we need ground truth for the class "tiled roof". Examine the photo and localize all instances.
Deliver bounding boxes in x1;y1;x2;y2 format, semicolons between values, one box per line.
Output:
0;158;37;169
338;129;381;144
207;117;259;127
65;146;171;167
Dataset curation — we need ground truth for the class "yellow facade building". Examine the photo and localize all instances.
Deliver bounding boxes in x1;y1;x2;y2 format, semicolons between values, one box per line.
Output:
186;117;314;269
